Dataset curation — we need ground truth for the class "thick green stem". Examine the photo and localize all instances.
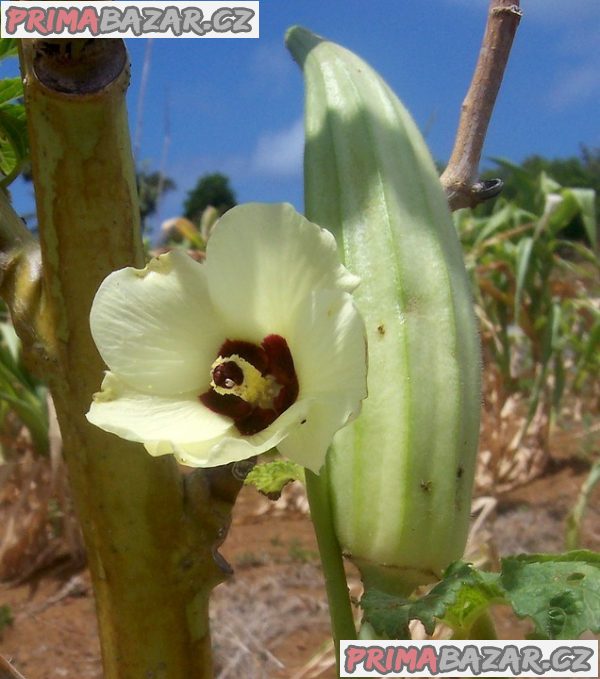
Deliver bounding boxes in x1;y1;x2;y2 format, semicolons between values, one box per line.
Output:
14;39;239;678
306;466;356;672
455;613;502;678
469;610;499;640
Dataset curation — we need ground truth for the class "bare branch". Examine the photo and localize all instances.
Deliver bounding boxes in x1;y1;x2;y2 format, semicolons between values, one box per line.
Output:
441;0;522;210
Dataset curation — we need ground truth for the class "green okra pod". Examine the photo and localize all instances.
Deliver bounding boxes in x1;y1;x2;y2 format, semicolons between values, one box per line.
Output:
288;27;481;595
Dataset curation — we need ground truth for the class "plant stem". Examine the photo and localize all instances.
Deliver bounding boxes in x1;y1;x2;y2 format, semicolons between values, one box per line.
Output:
16;38;239;678
441;0;522;210
305;466;356;672
565;459;600;550
461;613;504;679
470;610;499;640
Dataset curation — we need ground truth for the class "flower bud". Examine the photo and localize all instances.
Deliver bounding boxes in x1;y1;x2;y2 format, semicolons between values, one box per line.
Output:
287;27;481;594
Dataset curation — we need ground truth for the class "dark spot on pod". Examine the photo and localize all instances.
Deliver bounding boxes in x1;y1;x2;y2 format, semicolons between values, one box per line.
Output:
457;466;464;479
420;480;432;492
300;419;307;425
377;324;385;336
179;555;194;572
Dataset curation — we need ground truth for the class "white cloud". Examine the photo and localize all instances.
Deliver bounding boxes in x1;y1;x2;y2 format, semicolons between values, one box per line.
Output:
544;16;600;110
251;118;304;177
249;42;295;84
547;63;600;110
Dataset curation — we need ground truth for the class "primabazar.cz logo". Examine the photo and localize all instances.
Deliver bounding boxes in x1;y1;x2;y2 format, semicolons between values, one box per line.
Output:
0;1;259;38
341;640;599;678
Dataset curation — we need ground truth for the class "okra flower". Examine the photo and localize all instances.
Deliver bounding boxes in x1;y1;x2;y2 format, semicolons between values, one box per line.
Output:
86;203;367;473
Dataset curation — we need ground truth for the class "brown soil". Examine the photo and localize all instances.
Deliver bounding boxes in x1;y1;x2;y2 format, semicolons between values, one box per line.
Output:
1;457;599;679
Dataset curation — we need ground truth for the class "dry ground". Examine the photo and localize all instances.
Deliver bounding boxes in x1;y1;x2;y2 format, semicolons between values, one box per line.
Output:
0;452;599;679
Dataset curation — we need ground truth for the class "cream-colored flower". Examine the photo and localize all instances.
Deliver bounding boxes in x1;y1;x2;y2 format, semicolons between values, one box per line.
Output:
86;203;367;473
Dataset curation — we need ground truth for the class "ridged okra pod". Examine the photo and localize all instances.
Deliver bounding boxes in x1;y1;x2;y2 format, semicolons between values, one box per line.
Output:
287;27;481;595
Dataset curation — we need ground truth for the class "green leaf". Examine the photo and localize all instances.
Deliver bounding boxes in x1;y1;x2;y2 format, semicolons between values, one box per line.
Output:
0;324;49;455
0;77;22;106
362;554;600;640
361;561;504;638
490;157;538;209
0;321;20;366
552;350;566;412
0;39;18;62
574;318;600;387
244;458;305;498
539;171;562;195
545;192;579;237
0;139;17;180
514;236;533;323
473;203;514;246
501;551;600;639
565;188;597;251
554;239;599;264
0;103;28;181
541;302;561;366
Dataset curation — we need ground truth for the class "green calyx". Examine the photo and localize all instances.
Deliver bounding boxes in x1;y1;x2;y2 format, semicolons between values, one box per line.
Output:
288;26;481;594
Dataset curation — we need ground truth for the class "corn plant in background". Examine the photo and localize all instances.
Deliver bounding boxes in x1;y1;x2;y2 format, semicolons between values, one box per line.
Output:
456;167;599;490
0;302;48;460
0;301;84;582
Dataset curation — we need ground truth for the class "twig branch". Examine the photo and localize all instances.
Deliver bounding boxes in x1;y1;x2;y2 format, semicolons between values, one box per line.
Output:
441;0;522;210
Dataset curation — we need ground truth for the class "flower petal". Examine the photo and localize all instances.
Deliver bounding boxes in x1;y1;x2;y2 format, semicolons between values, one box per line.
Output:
274;289;367;473
145;399;311;467
90;250;225;396
86;372;233;442
278;398;360;473
288;289;367;401
205;203;360;341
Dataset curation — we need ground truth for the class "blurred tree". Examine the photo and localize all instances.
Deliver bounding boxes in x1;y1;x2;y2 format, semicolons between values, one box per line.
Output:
136;169;175;229
183;172;237;223
497;147;598;200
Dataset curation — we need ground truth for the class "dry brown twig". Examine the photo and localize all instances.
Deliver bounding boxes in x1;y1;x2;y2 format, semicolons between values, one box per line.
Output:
441;0;522;210
0;654;28;679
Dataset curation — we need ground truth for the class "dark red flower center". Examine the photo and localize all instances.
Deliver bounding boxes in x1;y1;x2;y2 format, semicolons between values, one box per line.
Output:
199;335;299;436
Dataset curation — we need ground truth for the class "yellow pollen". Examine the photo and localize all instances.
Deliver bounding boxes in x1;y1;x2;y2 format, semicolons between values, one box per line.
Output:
210;354;280;408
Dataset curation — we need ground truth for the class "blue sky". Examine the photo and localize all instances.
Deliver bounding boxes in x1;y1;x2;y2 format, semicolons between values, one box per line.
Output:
5;0;600;239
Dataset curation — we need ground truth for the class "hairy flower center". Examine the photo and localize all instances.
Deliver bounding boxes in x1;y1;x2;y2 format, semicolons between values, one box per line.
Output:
200;336;299;436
